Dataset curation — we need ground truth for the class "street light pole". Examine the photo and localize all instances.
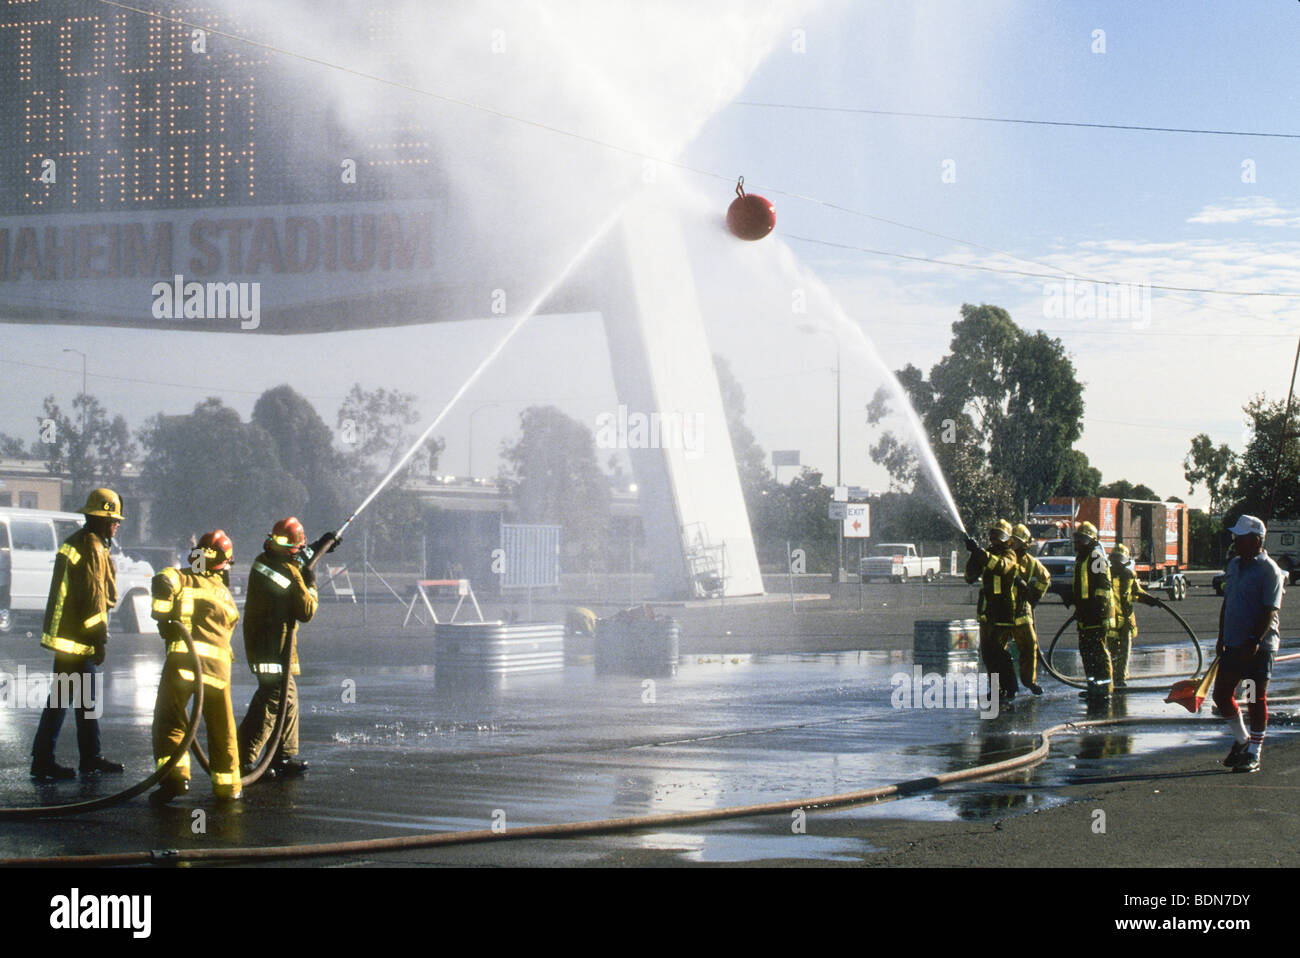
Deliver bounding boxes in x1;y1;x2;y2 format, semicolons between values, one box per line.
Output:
835;344;844;579
796;325;846;581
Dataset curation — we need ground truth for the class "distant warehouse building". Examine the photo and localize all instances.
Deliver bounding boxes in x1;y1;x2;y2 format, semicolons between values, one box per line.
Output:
0;459;62;511
412;477;645;597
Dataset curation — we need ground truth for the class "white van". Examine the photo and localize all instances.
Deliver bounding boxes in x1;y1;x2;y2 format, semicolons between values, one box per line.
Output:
0;507;155;635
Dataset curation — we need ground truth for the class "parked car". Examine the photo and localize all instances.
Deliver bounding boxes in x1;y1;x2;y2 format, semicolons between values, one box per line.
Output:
1034;538;1078;602
859;543;941;583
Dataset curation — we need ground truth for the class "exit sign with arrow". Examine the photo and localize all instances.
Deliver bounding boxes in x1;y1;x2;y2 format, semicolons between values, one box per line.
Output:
843;504;869;538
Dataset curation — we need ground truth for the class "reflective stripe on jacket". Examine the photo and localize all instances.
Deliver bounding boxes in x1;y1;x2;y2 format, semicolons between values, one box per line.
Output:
152;566;239;686
1073;544;1114;631
41;527;116;657
965;548;1020;627
243;550;318;675
1015;552;1050;623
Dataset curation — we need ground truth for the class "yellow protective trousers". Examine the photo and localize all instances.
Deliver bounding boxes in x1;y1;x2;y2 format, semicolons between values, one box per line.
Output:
152;657;241;799
1011;619;1039;686
1106;616;1136;685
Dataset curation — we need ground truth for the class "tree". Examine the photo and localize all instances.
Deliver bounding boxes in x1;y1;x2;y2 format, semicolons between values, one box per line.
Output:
746;467;837;570
1055;449;1102;497
252;385;346;534
336;385;443;562
1098;479;1158;501
0;433;30;457
1222;394;1300;522
500;406;610;571
866;305;1078;535
1184;433;1236;515
139;398;305;550
38;394;137;508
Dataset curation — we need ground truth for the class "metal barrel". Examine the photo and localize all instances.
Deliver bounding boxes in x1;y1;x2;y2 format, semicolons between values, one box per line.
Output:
913;618;981;669
594;616;680;677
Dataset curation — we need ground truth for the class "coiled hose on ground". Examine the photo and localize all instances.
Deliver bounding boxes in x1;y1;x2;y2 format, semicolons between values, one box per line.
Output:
1039;596;1204;692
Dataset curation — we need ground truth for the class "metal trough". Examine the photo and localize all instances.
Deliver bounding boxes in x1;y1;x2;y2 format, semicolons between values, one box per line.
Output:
434;622;566;680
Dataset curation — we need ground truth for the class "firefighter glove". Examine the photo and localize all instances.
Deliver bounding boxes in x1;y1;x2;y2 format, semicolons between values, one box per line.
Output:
964;535;979;553
311;532;341;555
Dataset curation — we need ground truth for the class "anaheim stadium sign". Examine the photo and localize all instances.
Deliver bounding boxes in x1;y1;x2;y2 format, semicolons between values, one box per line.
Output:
0;202;509;332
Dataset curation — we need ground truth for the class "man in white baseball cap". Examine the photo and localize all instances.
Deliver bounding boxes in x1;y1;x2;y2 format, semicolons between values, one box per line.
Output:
1214;514;1284;773
1228;515;1267;539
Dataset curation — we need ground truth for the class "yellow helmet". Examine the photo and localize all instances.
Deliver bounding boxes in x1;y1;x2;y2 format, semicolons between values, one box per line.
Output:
78;487;124;521
1075;520;1098;542
1110;543;1130;562
988;518;1013;542
1012;523;1033;545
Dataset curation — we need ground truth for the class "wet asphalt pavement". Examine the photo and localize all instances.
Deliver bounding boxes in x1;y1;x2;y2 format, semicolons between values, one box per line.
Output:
0;580;1291;866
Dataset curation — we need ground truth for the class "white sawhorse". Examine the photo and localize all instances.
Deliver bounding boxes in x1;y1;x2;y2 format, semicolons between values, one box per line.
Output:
402;579;484;626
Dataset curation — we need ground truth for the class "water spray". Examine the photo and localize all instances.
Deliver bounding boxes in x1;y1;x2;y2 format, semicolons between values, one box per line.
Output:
332;201;631;544
763;237;968;538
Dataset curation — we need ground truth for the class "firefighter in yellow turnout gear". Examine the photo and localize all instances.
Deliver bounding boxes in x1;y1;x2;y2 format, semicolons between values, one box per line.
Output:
1011;523;1049;695
149;531;242;805
31;488;126;781
964;520;1024;700
1107;544;1158;686
238;517;337;778
1069;521;1116;699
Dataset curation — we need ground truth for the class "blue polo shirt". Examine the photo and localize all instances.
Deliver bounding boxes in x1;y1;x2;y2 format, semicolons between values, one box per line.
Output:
1222;551;1285;651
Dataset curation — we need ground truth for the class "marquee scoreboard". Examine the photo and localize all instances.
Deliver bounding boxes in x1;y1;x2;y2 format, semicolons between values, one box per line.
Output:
0;0;439;214
0;0;480;331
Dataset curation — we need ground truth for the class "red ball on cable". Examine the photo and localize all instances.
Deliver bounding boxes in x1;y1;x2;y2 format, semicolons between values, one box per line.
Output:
726;176;775;241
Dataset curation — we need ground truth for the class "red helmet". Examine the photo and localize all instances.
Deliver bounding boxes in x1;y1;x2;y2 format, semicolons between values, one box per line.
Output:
265;517;306;555
191;530;234;573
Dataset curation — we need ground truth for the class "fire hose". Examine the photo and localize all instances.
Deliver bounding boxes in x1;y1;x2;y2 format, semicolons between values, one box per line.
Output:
1039;596;1204;692
0;627;205;819
0;714;1224;865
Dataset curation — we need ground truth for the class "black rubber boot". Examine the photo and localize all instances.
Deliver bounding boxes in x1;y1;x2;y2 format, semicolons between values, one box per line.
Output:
149;779;189;806
30;760;76;782
273;757;308;778
81;757;125;775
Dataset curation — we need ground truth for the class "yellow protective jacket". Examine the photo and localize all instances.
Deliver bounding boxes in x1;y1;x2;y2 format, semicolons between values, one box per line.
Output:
1015;552;1050;624
964;547;1021;627
41;526;116;658
242;550;317;677
1111;564;1149;628
151;567;240;689
1073;544;1114;632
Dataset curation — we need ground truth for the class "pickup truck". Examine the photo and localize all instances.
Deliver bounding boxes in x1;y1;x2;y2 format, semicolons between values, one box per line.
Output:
859;543;941;583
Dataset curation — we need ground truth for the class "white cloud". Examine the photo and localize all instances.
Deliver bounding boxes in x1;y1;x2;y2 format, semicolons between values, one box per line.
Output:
1187;197;1300;228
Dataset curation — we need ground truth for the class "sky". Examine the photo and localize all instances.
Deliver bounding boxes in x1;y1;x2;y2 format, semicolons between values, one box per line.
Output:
3;0;1299;516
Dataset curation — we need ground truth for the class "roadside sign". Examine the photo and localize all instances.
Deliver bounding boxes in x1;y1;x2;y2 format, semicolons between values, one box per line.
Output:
833;485;848;502
843;504;869;538
828;501;847;520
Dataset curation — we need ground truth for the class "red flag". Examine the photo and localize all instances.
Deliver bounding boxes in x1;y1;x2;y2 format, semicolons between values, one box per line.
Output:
1166;656;1219;713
